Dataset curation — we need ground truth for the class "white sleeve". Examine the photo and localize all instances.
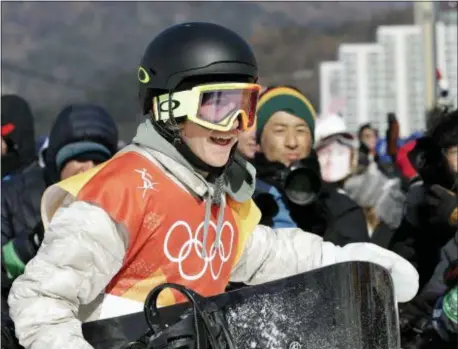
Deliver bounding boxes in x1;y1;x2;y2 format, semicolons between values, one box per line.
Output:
230;225;335;284
231;225;419;303
8;201;128;349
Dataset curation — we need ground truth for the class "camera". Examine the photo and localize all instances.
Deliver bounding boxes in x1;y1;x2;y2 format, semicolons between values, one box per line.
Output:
268;154;322;206
283;161;322;206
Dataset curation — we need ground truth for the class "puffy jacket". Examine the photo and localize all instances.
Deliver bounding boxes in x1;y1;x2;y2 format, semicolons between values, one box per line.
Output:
1;166;47;247
1;166;48;297
8;119;419;349
1;105;118;290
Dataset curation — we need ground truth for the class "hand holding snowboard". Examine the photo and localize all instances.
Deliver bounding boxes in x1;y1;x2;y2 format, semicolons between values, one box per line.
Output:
327;242;419;303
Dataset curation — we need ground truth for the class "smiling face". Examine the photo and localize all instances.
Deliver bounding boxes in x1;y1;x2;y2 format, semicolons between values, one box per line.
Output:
260;111;312;167
181;90;239;167
179;89;246;168
180;119;239;168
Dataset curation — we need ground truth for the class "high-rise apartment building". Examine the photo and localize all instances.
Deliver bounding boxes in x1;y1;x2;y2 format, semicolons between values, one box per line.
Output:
337;44;384;134
436;21;458;108
319;61;344;117
376;25;425;137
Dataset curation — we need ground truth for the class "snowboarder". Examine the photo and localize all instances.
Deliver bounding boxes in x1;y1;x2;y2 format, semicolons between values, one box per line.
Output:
8;22;419;349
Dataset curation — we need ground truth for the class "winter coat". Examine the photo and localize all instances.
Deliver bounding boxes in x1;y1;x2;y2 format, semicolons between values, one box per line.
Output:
398;232;458;346
390;181;457;289
8;119;419;349
1;166;47;248
419;231;458;305
1;105;118;292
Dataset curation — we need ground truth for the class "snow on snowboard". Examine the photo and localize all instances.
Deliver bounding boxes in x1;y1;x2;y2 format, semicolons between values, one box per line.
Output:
83;261;400;349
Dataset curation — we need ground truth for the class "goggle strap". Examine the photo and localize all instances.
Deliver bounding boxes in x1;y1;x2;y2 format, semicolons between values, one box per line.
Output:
153;91;190;122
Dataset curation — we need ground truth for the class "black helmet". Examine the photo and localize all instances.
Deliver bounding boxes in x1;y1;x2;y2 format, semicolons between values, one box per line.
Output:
138;22;258;114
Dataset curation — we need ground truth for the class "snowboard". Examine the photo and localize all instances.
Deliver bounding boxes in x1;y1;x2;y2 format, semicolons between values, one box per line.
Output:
83;261;400;349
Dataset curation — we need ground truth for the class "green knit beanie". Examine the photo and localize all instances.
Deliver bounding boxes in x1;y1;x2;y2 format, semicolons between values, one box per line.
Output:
256;86;317;143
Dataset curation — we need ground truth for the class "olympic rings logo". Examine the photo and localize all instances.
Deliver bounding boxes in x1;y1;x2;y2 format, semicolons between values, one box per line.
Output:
163;220;235;281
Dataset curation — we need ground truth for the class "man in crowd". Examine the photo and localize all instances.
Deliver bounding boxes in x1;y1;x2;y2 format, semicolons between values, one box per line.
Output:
391;108;457;289
1;95;37;181
252;86;369;246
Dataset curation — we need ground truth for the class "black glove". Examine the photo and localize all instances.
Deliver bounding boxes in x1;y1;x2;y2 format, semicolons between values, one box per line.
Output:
426;185;457;228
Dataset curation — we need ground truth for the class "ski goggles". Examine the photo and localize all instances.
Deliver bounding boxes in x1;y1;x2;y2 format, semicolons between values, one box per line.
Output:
152;83;261;132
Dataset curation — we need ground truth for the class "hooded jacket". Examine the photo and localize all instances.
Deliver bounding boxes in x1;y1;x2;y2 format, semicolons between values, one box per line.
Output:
1;105;118;291
8;118;419;349
1;95;37;180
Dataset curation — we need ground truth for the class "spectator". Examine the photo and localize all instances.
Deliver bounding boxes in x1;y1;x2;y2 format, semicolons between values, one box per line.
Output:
237;124;258;161
390;108;458;289
1;104;118;291
253;86;369;246
1;95;37;181
400;233;457;349
314;114;357;185
357;123;379;167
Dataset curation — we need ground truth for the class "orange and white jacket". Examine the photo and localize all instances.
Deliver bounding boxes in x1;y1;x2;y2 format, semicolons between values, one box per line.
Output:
8;119;419;349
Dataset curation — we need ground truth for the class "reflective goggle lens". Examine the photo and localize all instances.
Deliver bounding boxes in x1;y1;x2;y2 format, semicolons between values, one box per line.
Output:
197;87;259;130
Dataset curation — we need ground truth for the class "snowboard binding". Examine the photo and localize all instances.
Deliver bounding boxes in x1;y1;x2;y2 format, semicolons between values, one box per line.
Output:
124;283;236;349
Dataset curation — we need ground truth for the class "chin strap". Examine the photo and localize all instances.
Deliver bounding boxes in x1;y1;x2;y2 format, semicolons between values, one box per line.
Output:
123;283;236;349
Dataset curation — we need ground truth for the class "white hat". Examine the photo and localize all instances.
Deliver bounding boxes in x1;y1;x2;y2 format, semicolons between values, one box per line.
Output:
315;114;355;149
